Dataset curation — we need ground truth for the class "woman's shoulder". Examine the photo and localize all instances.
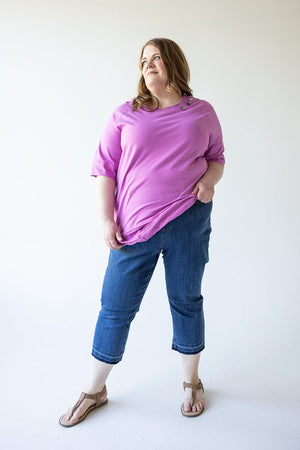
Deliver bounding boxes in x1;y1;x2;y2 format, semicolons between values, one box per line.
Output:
112;98;134;115
191;97;222;121
191;96;215;110
107;98;134;126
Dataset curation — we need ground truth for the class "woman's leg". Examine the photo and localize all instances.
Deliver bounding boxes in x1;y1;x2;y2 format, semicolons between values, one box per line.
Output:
60;236;161;425
181;352;205;413
163;201;212;412
92;241;160;364
63;358;113;425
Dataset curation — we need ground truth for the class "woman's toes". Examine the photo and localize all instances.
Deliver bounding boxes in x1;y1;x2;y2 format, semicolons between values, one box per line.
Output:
67;405;76;420
72;399;95;423
70;408;82;423
183;401;192;412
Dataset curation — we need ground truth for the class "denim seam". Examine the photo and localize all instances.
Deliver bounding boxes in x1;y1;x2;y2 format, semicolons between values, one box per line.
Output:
172;339;205;351
92;346;123;364
172;343;205;354
161;227;165;251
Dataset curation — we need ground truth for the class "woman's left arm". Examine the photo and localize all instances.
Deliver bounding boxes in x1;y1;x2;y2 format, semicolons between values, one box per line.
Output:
192;161;224;203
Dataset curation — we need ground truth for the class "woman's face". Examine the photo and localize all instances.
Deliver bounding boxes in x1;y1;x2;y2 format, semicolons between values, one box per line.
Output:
141;44;168;92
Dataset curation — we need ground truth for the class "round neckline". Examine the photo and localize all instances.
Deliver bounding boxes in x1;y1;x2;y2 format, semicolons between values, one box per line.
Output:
157;95;185;110
137;94;192;113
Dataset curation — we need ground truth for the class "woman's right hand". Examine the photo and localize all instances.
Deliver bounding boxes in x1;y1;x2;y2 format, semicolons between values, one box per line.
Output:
102;219;123;249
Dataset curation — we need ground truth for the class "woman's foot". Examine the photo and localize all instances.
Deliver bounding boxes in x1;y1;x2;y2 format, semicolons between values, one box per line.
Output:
59;385;107;427
182;386;205;413
181;379;205;416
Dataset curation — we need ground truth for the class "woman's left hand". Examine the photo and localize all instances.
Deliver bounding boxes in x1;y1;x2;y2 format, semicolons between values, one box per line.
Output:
192;161;224;202
192;179;215;203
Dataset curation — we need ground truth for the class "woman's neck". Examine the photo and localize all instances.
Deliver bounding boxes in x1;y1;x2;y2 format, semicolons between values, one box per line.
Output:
150;89;182;109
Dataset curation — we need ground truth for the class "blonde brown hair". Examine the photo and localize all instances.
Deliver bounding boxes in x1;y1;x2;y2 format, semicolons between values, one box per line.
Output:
132;38;193;111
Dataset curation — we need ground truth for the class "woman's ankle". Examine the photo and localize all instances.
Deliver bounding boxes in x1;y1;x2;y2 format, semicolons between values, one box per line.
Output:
84;383;106;394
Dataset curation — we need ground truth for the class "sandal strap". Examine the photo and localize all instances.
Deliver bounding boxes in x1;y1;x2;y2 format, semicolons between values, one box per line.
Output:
183;379;204;393
69;385;107;417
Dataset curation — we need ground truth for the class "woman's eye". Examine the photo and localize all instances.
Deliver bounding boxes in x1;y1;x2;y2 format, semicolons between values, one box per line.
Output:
141;55;160;67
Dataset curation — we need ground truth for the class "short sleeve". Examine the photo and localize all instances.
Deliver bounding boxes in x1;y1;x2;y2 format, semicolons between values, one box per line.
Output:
90;111;122;179
204;105;225;166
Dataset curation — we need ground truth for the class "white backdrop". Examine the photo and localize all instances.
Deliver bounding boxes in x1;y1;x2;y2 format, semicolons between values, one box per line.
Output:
1;1;299;449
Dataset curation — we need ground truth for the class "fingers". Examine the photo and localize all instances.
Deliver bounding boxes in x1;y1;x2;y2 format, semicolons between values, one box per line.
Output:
102;220;124;250
105;231;123;250
193;189;211;203
106;236;123;250
116;231;123;242
192;185;198;195
197;193;212;203
193;185;214;203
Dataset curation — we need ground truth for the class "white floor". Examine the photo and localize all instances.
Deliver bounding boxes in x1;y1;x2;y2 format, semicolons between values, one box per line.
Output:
1;294;299;450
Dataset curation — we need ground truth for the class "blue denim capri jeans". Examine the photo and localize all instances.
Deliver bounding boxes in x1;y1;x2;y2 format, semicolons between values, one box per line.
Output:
92;200;212;364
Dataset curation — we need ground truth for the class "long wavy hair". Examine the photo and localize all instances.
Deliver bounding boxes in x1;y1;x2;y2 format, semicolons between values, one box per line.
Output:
132;38;193;111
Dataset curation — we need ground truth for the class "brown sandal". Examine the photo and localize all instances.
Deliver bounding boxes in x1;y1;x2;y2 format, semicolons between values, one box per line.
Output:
181;379;205;417
59;385;108;427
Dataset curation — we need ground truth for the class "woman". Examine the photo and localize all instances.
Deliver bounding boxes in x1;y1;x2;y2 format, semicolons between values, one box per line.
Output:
59;37;225;427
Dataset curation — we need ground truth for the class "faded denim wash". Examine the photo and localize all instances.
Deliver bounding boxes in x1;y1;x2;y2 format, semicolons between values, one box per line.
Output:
92;200;212;364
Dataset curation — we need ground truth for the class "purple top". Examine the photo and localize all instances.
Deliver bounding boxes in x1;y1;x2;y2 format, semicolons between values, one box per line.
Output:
91;95;225;245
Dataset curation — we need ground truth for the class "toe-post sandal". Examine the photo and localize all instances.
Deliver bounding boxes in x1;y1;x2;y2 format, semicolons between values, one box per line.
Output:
181;379;205;417
59;385;108;427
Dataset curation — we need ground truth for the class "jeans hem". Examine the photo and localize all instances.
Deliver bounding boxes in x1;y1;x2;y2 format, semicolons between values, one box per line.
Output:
172;343;205;355
92;348;123;365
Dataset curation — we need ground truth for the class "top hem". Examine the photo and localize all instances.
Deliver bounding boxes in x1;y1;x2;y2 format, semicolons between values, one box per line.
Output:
118;196;197;246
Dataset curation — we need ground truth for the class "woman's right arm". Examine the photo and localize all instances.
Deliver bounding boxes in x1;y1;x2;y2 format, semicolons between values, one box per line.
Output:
96;175;123;249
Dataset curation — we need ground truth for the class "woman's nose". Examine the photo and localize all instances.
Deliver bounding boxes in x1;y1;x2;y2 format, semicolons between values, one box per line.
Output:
145;59;154;69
